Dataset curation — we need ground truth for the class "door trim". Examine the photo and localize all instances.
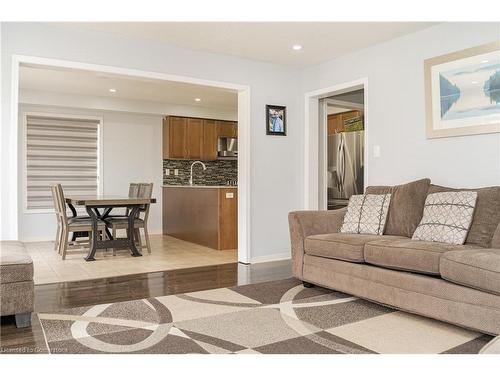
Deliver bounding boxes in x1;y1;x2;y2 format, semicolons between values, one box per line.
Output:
303;78;368;210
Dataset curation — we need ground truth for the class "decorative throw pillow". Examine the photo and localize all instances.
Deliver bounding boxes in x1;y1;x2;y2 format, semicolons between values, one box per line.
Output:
412;191;477;245
340;194;391;235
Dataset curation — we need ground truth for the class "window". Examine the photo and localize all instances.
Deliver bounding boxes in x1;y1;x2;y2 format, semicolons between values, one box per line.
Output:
24;113;102;212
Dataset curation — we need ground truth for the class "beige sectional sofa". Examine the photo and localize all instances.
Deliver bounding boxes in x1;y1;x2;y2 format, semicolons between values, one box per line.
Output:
289;179;500;336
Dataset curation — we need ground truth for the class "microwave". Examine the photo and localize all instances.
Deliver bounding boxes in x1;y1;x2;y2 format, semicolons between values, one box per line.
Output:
217;137;238;158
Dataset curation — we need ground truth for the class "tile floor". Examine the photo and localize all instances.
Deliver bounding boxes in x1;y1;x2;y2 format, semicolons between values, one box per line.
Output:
26;234;237;285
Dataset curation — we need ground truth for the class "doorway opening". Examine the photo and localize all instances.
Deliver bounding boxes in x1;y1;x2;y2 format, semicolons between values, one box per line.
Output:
10;55;252;284
320;89;365;210
303;78;368;210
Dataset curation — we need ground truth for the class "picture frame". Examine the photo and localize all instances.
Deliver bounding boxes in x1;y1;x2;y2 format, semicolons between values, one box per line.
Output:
424;40;500;139
266;104;287;136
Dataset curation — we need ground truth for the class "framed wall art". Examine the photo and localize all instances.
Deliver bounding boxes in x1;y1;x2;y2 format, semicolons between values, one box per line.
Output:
424;40;500;139
266;105;286;136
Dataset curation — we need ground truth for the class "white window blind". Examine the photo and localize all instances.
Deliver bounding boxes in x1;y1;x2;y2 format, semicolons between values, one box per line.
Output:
25;114;100;211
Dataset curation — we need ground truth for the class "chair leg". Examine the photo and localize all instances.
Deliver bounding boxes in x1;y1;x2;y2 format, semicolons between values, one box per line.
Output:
112;228;117;256
144;225;152;255
54;222;61;251
135;228;142;252
57;224;65;254
61;227;69;260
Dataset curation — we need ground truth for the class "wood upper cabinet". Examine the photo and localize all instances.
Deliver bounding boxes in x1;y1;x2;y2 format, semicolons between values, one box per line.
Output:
163;116;237;160
202;119;218;161
163;116;187;159
186;118;204;159
217;121;237;137
327;110;363;135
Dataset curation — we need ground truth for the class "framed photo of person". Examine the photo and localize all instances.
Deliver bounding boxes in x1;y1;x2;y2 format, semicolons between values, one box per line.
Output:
266;105;287;136
424;40;500;139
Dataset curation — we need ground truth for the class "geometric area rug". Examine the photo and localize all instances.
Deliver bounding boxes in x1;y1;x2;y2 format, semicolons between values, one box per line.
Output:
37;278;492;354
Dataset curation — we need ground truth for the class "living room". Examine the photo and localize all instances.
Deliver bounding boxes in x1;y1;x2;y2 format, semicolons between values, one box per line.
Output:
1;0;499;373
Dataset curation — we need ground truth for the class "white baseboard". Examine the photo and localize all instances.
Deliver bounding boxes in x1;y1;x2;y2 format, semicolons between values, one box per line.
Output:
250;251;291;264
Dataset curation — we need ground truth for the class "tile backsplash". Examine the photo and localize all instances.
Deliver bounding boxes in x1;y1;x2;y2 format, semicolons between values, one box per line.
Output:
163;159;237;186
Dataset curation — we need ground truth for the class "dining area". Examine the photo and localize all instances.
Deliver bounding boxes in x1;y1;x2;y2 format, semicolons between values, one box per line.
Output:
51;182;156;261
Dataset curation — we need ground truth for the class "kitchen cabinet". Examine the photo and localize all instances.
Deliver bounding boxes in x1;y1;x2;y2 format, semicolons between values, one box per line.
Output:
185;118;204;159
217;120;237;137
163;116;236;160
202;119;218;161
163;186;238;250
163;116;187;159
327;110;363;135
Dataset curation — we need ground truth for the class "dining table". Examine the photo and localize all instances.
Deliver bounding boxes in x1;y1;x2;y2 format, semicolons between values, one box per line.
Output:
65;195;156;261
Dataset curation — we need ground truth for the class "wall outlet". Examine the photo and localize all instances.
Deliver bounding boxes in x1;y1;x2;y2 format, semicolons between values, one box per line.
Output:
174;169;179;176
165;169;170;176
225;192;234;199
373;145;381;158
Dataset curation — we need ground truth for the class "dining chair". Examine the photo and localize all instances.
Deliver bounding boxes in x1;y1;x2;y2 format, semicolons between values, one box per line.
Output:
50;184;107;260
105;182;153;255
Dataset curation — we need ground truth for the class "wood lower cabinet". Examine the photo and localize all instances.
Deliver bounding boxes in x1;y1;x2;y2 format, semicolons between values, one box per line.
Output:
163;186;237;250
163;116;236;161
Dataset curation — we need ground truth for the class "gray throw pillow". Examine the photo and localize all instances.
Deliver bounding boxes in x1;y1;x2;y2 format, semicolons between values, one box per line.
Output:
365;178;431;238
340;194;391;235
412;191;477;245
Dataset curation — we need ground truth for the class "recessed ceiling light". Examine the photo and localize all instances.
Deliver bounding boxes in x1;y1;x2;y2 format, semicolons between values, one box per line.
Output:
471;81;478;84
292;45;302;51
109;88;117;93
481;59;489;63
194;98;201;102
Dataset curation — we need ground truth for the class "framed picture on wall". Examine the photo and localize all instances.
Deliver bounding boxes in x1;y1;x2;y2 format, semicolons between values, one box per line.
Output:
266;104;287;136
424;40;500;139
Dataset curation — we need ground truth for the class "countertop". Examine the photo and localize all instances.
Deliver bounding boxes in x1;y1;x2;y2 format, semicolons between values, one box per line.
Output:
162;185;237;189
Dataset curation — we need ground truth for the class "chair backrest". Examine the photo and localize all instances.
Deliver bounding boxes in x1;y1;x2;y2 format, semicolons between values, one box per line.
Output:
137;183;153;221
50;183;68;224
128;183;140;198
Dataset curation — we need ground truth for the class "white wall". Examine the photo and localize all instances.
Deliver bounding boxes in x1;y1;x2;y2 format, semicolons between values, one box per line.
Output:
1;22;301;261
18;104;163;241
301;22;500;190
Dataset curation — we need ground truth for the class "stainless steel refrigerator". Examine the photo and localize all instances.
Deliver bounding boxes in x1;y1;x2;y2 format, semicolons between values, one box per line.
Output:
327;131;364;209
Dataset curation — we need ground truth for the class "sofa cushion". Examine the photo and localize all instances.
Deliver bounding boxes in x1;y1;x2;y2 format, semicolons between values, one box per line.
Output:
412;191;477;245
305;233;405;263
340;194;391;235
0;241;34;284
364;238;479;275
428;184;500;248
365;178;431;238
440;249;500;295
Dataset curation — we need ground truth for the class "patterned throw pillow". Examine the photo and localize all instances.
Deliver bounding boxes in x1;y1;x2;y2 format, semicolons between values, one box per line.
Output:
340;194;391;235
412;191;477;245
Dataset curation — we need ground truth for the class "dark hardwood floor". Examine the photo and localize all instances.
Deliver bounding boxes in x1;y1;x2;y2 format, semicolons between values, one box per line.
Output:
0;260;293;353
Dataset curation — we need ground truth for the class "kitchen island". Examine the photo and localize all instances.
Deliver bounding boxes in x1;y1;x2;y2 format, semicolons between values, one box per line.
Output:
162;185;237;250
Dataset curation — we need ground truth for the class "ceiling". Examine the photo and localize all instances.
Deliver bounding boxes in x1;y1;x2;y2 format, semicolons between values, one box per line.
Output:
59;22;438;68
19;65;238;109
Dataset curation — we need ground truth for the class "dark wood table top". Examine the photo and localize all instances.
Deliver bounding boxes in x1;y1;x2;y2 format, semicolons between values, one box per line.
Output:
65;195;156;206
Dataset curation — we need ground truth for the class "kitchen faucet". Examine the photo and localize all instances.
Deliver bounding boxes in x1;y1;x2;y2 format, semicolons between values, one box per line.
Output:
189;161;207;186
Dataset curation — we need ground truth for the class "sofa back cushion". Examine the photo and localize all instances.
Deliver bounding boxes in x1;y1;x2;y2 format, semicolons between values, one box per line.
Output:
365;178;431;237
428;184;500;248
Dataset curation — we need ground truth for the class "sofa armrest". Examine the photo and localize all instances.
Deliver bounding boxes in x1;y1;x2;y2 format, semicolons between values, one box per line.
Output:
288;208;347;279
